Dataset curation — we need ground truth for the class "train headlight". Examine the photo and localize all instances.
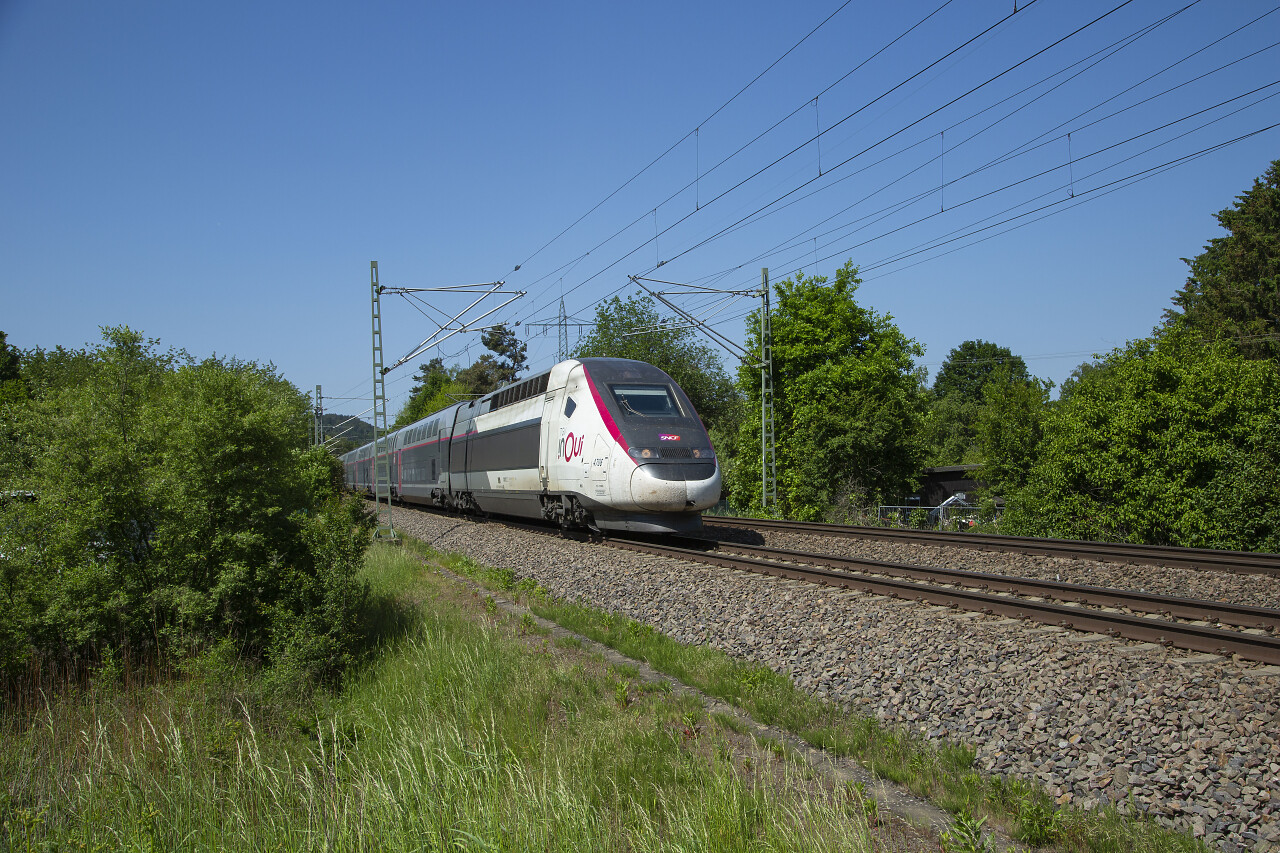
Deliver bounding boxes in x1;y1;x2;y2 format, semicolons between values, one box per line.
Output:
692;447;716;460
628;447;657;459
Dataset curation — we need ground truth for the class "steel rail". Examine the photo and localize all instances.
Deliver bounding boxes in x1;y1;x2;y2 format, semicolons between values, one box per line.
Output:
693;539;1280;631
703;516;1280;576
605;538;1280;665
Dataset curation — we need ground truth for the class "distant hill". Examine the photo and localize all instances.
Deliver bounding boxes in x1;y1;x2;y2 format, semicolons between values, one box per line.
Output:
318;413;375;443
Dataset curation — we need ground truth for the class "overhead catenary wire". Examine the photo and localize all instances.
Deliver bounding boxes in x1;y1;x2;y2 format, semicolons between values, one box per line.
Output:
498;0;860;284
525;0;1141;322
657;17;1280;298
512;0;985;323
643;119;1279;357
346;4;1276;404
689;1;1222;273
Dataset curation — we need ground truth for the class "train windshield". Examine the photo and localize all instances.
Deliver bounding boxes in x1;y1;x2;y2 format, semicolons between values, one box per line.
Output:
610;384;683;418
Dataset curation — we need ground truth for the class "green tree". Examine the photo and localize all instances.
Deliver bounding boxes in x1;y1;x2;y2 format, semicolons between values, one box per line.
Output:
15;343;97;400
0;327;372;686
1002;330;1280;549
457;324;527;396
574;295;740;432
932;340;1030;400
0;332;22;406
1058;360;1105;404
395;358;462;427
974;367;1052;494
1166;159;1280;361
921;393;982;466
729;262;927;519
923;340;1033;466
395;325;531;427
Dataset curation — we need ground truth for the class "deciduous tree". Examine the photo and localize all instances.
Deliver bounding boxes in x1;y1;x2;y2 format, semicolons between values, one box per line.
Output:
974;367;1052;494
923;340;1032;466
932;340;1029;401
574;295;740;431
729;262;927;518
1002;330;1280;550
0;327;372;687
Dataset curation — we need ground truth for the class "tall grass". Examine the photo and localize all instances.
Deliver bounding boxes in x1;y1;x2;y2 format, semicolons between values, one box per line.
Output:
435;546;1210;853
1;544;874;852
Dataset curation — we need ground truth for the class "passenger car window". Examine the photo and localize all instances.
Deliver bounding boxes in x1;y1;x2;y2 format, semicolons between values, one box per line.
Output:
610;385;681;417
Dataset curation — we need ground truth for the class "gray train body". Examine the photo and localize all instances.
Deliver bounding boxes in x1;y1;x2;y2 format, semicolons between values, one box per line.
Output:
341;358;721;533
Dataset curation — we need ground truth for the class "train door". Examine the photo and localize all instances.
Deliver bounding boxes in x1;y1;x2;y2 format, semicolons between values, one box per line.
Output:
449;403;474;496
539;385;564;491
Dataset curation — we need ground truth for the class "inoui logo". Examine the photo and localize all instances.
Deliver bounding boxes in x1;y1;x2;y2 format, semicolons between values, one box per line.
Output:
563;432;585;462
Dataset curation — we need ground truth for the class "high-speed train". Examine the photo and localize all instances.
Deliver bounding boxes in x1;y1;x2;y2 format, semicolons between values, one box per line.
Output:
341;358;721;533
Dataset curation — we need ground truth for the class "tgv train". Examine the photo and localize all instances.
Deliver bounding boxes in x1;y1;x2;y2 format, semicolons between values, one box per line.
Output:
342;358;721;533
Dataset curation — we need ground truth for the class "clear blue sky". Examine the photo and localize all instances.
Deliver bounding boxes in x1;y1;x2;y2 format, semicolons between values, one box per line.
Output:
2;0;1276;418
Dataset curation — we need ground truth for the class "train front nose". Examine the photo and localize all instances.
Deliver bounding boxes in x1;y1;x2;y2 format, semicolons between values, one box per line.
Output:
629;462;720;511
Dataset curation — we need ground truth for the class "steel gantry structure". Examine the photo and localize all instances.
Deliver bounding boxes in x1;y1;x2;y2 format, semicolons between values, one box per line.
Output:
366;261;525;541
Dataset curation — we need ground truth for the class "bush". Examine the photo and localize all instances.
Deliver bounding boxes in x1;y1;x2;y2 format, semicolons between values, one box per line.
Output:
0;327;373;694
1003;330;1280;549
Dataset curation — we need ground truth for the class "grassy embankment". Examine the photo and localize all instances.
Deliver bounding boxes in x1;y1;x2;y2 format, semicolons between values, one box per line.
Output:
2;543;881;852
434;540;1211;853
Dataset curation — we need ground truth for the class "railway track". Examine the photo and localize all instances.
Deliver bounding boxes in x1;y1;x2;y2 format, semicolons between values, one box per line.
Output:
703;515;1280;577
602;535;1280;666
390;504;1280;665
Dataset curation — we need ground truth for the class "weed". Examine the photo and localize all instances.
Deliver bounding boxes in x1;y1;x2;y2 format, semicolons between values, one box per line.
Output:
626;621;654;640
636;680;670;696
1015;790;1064;846
940;813;995;853
844;782;882;827
614;679;630;708
760;737;787;759
738;663;779;695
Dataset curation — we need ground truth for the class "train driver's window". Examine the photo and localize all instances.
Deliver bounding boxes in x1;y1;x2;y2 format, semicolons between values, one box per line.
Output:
564;397;577;418
610;385;681;418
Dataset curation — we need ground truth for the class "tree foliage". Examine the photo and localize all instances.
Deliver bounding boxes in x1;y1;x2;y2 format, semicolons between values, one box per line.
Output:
974;367;1052;494
1002;330;1280;550
0;332;25;406
457;324;528;395
728;263;927;519
923;340;1033;466
1058;360;1106;404
394;324;530;428
574;295;740;431
932;340;1030;401
395;358;462;428
1166;159;1280;361
0;327;372;687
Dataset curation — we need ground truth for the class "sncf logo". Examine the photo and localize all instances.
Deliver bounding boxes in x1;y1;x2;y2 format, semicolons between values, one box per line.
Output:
562;432;585;462
659;434;681;441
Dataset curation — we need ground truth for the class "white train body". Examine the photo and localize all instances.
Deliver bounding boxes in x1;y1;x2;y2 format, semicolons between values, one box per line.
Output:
341;358;721;533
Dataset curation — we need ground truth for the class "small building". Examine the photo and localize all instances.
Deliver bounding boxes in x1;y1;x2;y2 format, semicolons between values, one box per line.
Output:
916;464;983;506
